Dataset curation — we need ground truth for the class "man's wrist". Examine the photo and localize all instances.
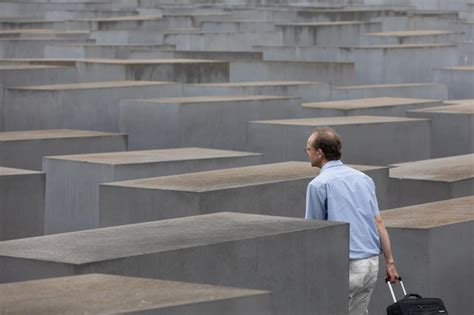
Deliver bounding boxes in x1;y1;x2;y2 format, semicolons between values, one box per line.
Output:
386;260;395;265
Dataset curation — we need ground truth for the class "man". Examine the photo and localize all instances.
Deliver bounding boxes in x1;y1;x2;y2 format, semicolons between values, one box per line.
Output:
304;127;399;315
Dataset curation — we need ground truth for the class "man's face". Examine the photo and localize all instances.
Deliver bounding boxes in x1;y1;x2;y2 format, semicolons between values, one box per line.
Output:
306;133;323;168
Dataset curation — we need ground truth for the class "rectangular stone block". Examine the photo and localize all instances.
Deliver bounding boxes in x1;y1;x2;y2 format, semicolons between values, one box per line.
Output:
434;66;474;99
0;64;77;86
183;81;331;103
0;274;274;315
248;116;431;165
361;30;463;45
407;103;474;158
300;97;442;117
5;81;182;132
389;154;474;208
119;95;299;150
229;60;354;85
0;167;44;240
369;197;474;315
331;83;448;100
0;212;350;315
0;29;90;40
76;59;229;83
0;38;94;58
44;147;263;234
277;21;382;46
0;129;127;171
100;161;389;227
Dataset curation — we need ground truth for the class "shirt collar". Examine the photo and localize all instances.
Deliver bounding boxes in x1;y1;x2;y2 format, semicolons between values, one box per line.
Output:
320;160;343;174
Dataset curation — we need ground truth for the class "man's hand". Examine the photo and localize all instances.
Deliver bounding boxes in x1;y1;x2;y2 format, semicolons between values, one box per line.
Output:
386;262;399;283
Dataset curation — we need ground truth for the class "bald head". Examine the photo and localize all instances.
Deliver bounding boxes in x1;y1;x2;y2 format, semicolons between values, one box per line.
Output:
309;127;342;161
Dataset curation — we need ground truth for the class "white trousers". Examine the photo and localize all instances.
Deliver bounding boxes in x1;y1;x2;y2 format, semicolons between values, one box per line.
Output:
348;255;379;315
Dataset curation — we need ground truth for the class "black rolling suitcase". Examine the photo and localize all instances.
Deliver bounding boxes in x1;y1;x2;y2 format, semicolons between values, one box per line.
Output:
386;277;448;315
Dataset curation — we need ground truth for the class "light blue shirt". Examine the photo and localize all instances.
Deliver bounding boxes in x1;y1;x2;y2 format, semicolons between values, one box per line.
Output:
305;160;381;259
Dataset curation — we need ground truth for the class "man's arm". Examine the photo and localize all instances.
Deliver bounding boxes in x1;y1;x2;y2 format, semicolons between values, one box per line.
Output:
305;182;326;220
375;214;399;283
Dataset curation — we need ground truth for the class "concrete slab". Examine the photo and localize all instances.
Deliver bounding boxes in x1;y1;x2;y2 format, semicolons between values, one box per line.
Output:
0;29;90;40
76;59;229;83
119;95;300;150
0;167;44;240
43;147;263;234
407;103;474;157
100;161;388;227
369;197;474;315
0;212;349;315
389;154;474;207
167;31;282;51
0;274;274;315
434;65;474;99
0;64;77;86
277;21;382;46
0;129;127;171
247;116;431;165
229;60;354;85
338;82;449;99
300;97;442;117
331;83;449;100
200;20;276;33
0;38;94;58
361;30;463;45
5;81;182;132
183;81;331;102
260;44;458;84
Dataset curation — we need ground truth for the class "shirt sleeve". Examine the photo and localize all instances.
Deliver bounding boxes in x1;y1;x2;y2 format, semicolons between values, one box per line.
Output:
305;181;327;220
367;177;380;216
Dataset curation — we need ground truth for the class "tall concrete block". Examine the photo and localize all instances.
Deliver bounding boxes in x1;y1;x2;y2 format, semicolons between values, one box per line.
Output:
0;167;44;240
407;103;474;158
0;38;94;58
369;197;474;315
248;116;431;165
184;81;331;102
43;148;263;234
0;212;350;315
0;274;274;315
229;60;354;85
77;59;229;83
389;154;474;208
434;66;474;99
100;162;389;227
331;83;449;100
361;30;463;45
0;129;127;171
300;97;442;118
119;95;299;150
277;21;382;46
5;81;182;132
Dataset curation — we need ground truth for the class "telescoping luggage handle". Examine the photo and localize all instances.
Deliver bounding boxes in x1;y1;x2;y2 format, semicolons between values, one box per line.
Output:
386;277;407;303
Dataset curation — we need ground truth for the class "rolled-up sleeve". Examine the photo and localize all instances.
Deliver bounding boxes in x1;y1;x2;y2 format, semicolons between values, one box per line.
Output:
305;181;327;220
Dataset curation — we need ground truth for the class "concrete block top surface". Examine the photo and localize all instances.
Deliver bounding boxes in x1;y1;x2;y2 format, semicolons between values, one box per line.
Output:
365;30;454;37
0;29;89;36
0;65;68;70
45;147;261;165
11;81;175;91
0;129;124;142
0;274;269;314
277;21;375;26
302;97;438;110
409;103;474;114
0;212;341;264
0;167;42;176
105;161;384;192
440;65;474;71
390;154;474;182
443;100;474;106
381;196;474;229
129;95;293;104
190;81;321;87
79;58;227;65
336;83;437;89
251;115;428;126
355;44;456;49
77;15;163;22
